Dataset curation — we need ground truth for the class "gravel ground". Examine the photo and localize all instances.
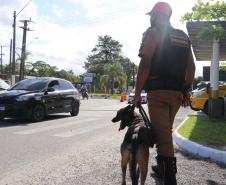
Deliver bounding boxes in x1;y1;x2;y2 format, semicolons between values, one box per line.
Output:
1;124;225;185
0;99;225;185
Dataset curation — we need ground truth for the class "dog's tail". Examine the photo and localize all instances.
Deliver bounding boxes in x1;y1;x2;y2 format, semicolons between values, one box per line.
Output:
129;131;139;185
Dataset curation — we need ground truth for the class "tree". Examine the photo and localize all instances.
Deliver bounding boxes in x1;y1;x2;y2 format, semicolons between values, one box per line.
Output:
100;75;109;93
181;0;226;22
26;61;80;83
84;35;123;75
181;0;226;40
100;62;127;94
116;56;138;90
16;51;31;80
27;61;58;77
55;69;80;83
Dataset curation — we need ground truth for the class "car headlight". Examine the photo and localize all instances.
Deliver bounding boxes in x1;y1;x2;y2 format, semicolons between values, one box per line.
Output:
16;95;31;101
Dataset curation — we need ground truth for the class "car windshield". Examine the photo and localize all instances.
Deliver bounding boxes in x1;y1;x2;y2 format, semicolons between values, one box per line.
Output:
196;82;209;90
0;79;10;90
10;79;49;91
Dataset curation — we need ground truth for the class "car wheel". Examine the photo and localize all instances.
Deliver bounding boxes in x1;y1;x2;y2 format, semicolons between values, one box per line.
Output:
70;101;79;116
31;104;45;122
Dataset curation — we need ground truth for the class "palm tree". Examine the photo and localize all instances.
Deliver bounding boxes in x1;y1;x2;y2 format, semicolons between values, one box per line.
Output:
100;75;109;93
16;51;31;80
100;62;127;94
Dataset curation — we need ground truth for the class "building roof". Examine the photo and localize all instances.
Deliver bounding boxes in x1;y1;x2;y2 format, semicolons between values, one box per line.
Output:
186;21;226;61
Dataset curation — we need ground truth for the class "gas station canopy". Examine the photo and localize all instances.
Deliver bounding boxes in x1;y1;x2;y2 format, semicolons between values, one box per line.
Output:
186;21;226;61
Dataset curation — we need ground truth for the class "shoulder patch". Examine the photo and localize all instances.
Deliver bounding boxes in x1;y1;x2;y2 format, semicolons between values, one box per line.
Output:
170;29;189;48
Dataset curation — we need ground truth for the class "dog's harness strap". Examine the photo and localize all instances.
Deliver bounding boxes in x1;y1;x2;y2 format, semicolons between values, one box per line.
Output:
139;106;152;129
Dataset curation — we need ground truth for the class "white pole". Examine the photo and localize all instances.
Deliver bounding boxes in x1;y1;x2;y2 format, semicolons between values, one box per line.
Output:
211;39;220;98
11;74;16;85
210;55;214;88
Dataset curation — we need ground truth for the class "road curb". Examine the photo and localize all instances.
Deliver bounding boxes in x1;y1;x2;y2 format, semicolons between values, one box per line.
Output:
173;116;226;166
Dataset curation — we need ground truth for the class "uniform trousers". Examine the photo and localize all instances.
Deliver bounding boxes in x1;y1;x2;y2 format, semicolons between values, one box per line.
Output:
147;90;183;157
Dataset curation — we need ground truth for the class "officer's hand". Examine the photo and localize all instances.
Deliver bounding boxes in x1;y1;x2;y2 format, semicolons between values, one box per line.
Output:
133;95;142;108
182;92;191;107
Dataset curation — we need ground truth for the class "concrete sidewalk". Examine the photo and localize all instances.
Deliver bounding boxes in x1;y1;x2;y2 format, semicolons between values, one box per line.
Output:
173;116;226;166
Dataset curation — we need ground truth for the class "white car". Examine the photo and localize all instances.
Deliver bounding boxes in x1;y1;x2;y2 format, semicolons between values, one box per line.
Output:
128;89;147;104
0;78;10;91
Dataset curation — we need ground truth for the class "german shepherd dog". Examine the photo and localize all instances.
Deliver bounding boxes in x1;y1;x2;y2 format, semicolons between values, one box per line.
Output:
112;105;155;185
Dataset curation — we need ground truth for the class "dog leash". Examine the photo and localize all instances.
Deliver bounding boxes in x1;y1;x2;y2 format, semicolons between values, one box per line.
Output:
138;105;152;129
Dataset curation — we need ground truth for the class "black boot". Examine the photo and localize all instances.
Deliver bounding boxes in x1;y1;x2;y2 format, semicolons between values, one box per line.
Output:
151;155;164;178
162;156;177;185
152;155;177;185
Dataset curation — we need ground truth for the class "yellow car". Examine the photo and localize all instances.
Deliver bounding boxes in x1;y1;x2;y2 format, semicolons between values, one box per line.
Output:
190;84;226;114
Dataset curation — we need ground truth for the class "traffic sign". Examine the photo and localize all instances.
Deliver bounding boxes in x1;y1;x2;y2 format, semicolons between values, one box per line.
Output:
83;73;93;83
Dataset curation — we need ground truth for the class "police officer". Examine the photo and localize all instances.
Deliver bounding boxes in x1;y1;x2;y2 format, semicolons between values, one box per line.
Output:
133;2;195;185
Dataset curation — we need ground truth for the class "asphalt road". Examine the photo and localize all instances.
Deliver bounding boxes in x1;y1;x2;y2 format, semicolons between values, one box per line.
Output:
0;98;225;185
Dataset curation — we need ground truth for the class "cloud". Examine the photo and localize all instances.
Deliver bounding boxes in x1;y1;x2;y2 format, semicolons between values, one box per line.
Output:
0;0;204;77
52;5;63;18
0;0;38;66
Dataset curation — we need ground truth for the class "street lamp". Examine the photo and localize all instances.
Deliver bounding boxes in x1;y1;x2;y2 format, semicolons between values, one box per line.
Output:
16;37;38;50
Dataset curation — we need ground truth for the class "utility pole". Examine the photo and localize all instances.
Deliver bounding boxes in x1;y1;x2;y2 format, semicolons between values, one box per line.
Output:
9;39;12;79
0;45;6;74
19;19;33;81
12;11;16;85
132;63;135;89
11;0;32;85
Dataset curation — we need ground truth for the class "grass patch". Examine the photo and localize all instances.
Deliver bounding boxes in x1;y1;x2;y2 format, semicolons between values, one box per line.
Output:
178;115;226;148
91;93;121;100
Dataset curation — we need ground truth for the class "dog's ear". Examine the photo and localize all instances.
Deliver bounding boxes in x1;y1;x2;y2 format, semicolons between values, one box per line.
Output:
125;105;132;110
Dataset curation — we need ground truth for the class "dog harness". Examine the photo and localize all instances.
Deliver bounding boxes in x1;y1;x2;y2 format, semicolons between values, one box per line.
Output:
131;115;145;139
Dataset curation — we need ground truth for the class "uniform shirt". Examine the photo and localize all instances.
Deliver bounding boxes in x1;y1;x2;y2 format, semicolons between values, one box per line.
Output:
138;27;195;84
138;27;153;58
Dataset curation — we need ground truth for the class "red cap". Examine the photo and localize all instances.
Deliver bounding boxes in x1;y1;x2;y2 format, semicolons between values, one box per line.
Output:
146;2;172;17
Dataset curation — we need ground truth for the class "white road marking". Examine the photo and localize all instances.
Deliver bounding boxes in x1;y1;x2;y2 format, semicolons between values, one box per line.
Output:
52;123;109;137
14;118;99;135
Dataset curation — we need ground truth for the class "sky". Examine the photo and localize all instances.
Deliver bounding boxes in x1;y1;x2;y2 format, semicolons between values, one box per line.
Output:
0;0;213;77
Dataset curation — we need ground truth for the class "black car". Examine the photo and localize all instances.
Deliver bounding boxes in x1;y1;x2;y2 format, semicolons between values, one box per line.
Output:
0;77;80;121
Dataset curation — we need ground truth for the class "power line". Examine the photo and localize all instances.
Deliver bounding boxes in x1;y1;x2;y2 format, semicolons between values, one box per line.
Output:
76;5;147;26
61;4;149;27
17;0;32;16
88;4;149;21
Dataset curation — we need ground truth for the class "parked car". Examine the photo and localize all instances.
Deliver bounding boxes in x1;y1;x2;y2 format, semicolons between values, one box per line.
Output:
0;77;80;121
0;78;10;91
128;89;147;104
190;84;226;114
